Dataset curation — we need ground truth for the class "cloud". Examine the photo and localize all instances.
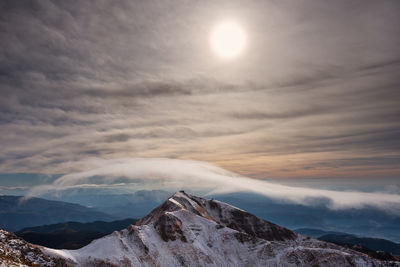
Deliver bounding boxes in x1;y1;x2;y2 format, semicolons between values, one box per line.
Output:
0;186;28;190
0;0;399;179
26;158;400;214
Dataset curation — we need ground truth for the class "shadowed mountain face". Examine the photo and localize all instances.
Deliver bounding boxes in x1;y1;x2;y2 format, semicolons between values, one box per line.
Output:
45;191;399;266
0;195;115;232
210;192;400;243
16;219;137;249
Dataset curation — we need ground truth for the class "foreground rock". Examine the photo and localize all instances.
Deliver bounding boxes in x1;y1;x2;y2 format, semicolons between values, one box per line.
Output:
0;229;66;267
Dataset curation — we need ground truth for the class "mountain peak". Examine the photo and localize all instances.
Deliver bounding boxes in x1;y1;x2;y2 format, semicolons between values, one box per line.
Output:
136;191;297;242
45;192;400;266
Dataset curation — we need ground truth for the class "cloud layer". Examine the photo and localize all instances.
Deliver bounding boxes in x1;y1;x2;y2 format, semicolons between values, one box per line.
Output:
0;0;399;179
27;158;400;213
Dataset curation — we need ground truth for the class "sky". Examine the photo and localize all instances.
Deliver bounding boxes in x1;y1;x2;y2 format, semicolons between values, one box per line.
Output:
0;0;400;197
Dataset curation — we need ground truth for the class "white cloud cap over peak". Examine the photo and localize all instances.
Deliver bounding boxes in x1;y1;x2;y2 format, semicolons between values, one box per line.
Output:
27;158;400;214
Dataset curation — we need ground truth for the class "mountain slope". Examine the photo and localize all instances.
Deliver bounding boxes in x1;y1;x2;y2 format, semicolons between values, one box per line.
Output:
295;228;400;255
319;234;400;262
0;228;65;266
0;195;115;232
45;191;399;267
318;234;400;256
16;218;137;249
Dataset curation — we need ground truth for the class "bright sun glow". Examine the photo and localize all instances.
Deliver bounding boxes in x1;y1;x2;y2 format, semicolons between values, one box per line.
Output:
210;20;246;59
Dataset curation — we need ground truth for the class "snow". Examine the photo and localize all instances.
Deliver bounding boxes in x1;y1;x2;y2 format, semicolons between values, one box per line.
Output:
168;197;185;209
211;199;246;212
40;192;400;267
44;247;77;262
0;229;59;266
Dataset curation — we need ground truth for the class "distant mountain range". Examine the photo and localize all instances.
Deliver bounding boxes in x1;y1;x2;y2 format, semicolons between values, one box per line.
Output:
42;191;398;266
0;195;115;232
8;189;400;244
16;218;137;249
295;228;400;261
43;189;171;219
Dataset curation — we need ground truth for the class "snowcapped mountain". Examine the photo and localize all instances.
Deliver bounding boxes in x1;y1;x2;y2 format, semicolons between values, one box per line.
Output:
45;191;399;266
0;229;65;266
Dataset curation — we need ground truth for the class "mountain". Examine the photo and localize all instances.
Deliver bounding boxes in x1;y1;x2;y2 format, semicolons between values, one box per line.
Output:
296;228;400;255
0;228;65;266
44;191;399;266
16;218;137;249
0;195;115;232
41;190;400;243
210;192;400;243
318;234;400;261
294;228;345;237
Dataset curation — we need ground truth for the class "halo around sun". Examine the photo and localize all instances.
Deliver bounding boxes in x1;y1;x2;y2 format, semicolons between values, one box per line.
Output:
210;20;246;59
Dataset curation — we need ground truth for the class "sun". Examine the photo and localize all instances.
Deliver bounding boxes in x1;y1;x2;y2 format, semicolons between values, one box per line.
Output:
210;20;246;59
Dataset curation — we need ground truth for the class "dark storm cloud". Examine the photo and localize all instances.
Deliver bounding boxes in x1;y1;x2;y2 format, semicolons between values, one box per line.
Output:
0;0;399;179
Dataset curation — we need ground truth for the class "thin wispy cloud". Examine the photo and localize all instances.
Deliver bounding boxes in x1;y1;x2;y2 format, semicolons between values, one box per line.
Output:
0;0;399;180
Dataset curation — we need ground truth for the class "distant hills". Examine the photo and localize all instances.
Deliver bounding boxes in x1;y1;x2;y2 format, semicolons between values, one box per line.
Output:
295;228;400;261
318;234;400;256
16;218;137;249
0;195;115;232
43;189;171;219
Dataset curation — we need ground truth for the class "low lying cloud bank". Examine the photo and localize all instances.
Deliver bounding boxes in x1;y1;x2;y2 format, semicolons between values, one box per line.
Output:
27;158;400;214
